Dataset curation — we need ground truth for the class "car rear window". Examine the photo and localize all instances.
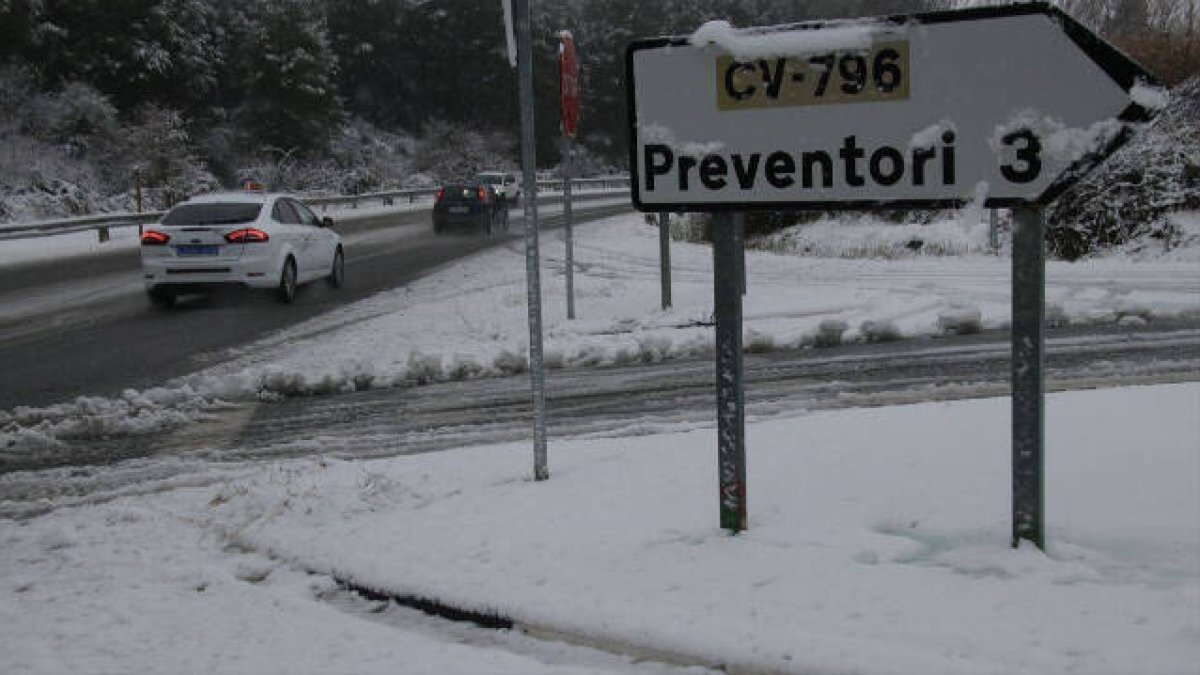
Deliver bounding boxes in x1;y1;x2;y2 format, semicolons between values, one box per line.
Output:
442;185;484;202
162;203;262;226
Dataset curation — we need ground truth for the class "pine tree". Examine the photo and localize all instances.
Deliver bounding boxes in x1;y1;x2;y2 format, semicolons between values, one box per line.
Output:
222;0;344;156
10;0;222;113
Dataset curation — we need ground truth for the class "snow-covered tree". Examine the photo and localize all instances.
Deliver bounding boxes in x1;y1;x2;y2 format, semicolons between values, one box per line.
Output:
119;105;217;207
414;120;516;182
1047;78;1200;258
8;0;222;112
222;0;344;156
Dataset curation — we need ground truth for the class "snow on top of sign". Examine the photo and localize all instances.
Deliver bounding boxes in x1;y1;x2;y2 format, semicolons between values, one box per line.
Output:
962;181;991;238
909;120;958;150
1131;80;1170;111
640;121;725;158
990;110;1125;164
1042;119;1124;162
689;19;885;59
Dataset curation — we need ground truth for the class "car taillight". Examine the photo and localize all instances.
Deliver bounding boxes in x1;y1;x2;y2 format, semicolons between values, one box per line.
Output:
436;187;445;202
141;230;170;246
224;228;269;243
477;187;487;203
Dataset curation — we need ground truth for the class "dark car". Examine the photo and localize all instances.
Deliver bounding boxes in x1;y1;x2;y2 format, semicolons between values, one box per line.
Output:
432;182;509;235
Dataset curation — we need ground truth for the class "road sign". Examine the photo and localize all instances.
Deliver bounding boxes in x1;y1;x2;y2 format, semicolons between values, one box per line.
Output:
559;31;581;139
626;3;1158;211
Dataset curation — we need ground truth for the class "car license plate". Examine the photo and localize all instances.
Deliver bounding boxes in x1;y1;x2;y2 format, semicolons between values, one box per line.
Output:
175;245;219;256
449;206;469;214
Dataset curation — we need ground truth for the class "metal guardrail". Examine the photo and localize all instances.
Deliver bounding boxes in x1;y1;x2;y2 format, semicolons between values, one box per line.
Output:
0;176;631;243
306;188;438;211
307;176;631;211
0;212;163;241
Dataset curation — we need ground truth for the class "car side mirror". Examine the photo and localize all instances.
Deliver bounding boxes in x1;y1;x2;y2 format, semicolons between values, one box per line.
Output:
321;216;334;228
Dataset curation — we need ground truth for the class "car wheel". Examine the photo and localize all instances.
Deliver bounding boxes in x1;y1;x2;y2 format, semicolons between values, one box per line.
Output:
147;287;176;310
276;257;298;304
433;217;444;235
327;247;345;288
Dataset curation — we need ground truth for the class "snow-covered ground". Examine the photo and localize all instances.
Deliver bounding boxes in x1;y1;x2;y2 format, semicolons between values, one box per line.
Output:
2;382;1196;674
1;208;1198;673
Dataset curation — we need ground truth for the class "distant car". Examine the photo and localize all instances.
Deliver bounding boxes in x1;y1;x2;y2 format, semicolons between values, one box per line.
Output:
432;182;509;236
139;191;344;308
475;171;521;203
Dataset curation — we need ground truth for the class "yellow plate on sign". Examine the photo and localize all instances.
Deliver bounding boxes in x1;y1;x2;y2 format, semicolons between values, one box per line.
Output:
716;41;911;111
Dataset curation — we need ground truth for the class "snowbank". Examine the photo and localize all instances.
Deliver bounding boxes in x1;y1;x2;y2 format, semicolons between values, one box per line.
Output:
2;383;1196;674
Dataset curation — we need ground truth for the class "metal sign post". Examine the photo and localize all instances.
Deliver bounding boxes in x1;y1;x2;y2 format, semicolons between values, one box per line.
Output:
658;213;671;310
625;4;1158;539
515;0;547;481
735;214;746;295
1012;206;1046;548
713;213;747;531
558;31;581;321
563;142;575;320
134;168;143;214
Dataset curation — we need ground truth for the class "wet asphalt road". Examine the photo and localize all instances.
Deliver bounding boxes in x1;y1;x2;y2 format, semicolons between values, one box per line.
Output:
0;196;631;410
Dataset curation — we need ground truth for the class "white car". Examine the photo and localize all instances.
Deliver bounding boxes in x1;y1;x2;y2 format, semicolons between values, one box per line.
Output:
476;171;522;203
140;191;344;308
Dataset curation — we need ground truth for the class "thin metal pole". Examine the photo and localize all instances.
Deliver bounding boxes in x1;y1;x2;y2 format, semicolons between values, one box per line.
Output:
563;139;575;320
515;0;548;481
713;213;746;532
658;212;671;310
1012;205;1045;549
735;213;746;296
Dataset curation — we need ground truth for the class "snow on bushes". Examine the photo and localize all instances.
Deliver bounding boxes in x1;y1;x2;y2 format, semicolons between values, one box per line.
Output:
1047;77;1200;258
936;307;983;336
747;212;994;259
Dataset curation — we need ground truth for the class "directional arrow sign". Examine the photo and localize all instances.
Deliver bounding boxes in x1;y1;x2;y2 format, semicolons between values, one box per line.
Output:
625;3;1160;211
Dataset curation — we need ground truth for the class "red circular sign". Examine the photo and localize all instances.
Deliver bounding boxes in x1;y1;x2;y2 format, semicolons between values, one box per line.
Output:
558;33;580;139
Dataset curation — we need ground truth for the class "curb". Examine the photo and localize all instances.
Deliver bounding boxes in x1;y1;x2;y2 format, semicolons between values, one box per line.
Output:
333;575;758;674
336;577;513;631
